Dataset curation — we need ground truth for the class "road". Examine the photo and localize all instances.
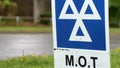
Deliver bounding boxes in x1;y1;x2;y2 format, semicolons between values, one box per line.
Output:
0;33;53;59
0;33;119;59
110;35;120;49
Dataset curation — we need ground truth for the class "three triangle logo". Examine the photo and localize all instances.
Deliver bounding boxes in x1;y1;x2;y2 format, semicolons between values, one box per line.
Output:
59;0;101;42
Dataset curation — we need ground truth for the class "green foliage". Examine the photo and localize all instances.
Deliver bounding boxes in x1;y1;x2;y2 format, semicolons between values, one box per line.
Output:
109;0;120;7
10;2;18;8
0;1;3;12
109;0;120;27
0;1;2;5
40;14;51;25
3;0;10;6
40;14;51;17
0;0;18;16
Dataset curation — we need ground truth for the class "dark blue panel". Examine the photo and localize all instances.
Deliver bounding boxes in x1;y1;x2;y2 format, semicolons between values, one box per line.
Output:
85;5;93;14
76;27;84;36
66;5;74;14
55;0;106;51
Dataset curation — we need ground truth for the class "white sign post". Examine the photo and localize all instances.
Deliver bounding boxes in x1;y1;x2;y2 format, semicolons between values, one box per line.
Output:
52;0;110;68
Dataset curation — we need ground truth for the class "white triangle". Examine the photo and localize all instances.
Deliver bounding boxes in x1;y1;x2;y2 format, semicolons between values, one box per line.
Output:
59;0;101;42
69;19;92;42
59;0;78;19
80;0;101;20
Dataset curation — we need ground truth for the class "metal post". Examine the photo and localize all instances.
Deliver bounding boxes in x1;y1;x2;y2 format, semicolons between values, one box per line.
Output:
16;16;20;25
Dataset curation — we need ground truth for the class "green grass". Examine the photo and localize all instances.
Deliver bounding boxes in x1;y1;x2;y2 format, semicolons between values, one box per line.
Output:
111;48;120;68
0;26;52;33
0;26;119;33
110;27;120;34
0;55;54;68
0;49;119;68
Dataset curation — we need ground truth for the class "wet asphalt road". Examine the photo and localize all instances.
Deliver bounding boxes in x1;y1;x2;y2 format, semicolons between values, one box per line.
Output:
0;33;53;59
0;33;119;59
110;35;120;49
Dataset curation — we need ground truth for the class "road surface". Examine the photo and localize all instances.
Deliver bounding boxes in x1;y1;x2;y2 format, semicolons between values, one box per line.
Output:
110;35;120;49
0;33;119;59
0;33;53;59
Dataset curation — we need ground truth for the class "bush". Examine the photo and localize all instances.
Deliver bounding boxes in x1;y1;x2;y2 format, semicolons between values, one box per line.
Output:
110;21;120;27
40;14;51;25
0;1;4;15
0;18;17;26
40;14;51;17
109;6;120;27
3;0;10;6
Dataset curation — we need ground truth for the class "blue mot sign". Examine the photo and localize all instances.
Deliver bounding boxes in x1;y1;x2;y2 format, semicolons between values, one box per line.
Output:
52;0;110;68
52;0;109;51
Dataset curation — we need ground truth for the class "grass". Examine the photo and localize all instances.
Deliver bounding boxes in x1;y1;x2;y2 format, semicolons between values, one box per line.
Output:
110;27;120;34
111;48;120;68
0;54;54;68
0;26;119;33
0;26;52;33
0;49;119;68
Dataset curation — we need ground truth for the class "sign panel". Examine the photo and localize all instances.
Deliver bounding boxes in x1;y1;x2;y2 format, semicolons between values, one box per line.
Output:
52;0;110;68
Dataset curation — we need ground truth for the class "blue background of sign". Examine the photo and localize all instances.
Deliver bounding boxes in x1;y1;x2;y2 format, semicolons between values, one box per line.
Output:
55;0;106;50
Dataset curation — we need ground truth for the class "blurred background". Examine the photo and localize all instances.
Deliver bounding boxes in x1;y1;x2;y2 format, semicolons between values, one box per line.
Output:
109;0;120;27
0;0;51;26
0;0;53;59
0;0;120;27
0;0;119;60
0;0;119;68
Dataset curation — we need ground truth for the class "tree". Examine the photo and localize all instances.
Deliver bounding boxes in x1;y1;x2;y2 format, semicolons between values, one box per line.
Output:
3;0;10;16
7;2;18;16
109;0;120;7
0;0;18;16
109;0;120;27
0;1;4;15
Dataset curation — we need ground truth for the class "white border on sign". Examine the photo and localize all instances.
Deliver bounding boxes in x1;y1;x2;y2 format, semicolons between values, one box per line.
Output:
52;0;110;52
105;0;111;67
105;0;110;52
51;0;110;68
51;0;57;48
